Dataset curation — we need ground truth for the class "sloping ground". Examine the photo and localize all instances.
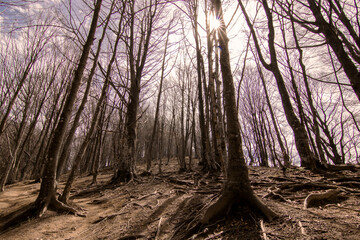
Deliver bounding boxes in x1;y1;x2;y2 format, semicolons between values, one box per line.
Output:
1;160;360;239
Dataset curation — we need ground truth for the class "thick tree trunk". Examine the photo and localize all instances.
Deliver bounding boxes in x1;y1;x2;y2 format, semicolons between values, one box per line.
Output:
23;0;102;218
202;0;276;223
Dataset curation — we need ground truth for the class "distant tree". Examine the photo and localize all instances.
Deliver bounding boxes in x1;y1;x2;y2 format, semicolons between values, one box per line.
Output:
112;0;159;183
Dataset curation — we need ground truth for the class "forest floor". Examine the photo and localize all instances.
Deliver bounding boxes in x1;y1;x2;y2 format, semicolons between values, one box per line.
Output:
1;159;360;240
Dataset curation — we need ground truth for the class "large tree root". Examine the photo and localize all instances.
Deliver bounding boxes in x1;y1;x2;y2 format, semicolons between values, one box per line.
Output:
110;169;133;185
303;189;342;209
0;195;84;233
201;191;277;224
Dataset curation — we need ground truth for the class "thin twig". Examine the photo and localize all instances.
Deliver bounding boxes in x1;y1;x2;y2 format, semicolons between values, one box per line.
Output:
155;217;163;240
260;219;268;240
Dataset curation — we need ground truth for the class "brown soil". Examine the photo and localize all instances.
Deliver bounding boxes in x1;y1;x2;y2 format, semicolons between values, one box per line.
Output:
1;159;360;239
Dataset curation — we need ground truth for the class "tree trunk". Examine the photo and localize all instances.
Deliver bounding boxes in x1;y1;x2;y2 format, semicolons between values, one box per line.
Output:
60;8;123;202
56;6;111;180
6;0;103;220
112;1;157;183
146;20;172;172
239;0;321;171
190;1;212;171
202;0;277;223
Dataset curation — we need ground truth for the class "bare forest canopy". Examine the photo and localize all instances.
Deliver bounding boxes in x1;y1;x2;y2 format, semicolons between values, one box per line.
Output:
0;0;360;239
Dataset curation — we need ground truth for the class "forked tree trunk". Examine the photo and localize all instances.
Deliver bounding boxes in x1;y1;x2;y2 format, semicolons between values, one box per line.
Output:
112;1;157;183
202;0;276;223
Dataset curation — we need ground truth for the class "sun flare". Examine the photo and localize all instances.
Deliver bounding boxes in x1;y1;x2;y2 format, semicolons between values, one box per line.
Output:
209;13;220;30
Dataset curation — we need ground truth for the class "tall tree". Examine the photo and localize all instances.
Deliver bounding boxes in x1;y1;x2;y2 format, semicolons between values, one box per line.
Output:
188;0;214;171
238;0;321;171
202;0;276;223
112;0;159;183
145;18;173;172
2;0;102;228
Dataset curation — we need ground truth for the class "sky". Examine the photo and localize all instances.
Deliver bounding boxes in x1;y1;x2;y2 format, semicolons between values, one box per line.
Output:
0;0;66;35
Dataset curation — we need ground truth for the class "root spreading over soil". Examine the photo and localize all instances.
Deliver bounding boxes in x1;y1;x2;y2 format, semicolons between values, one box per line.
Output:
1;160;360;239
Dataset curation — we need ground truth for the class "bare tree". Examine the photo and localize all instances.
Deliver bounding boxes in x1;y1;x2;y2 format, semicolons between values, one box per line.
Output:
201;0;276;223
238;0;322;171
2;0;103;228
112;0;159;183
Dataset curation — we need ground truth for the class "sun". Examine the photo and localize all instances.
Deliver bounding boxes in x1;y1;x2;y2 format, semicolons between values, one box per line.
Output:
209;13;221;30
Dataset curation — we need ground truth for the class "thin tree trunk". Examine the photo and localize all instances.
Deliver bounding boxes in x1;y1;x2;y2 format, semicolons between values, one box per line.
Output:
191;0;211;171
256;62;290;167
145;19;172;172
239;0;321;171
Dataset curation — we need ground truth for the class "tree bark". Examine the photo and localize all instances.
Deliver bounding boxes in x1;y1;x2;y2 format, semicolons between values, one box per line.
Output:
202;0;277;223
26;0;102;217
112;0;157;183
239;0;321;171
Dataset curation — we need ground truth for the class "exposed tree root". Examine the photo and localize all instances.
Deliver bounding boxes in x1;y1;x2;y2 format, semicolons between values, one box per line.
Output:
110;169;133;185
326;165;357;172
0;194;84;233
92;212;126;224
264;190;288;202
201;192;277;224
171;195;216;240
172;191;275;240
49;197;86;217
201;192;233;223
304;189;342;209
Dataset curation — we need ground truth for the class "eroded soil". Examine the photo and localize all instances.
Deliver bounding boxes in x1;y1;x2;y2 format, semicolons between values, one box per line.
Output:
1;160;360;239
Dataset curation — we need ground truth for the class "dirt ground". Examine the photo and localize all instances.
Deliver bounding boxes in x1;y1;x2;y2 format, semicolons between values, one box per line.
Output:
1;159;360;239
